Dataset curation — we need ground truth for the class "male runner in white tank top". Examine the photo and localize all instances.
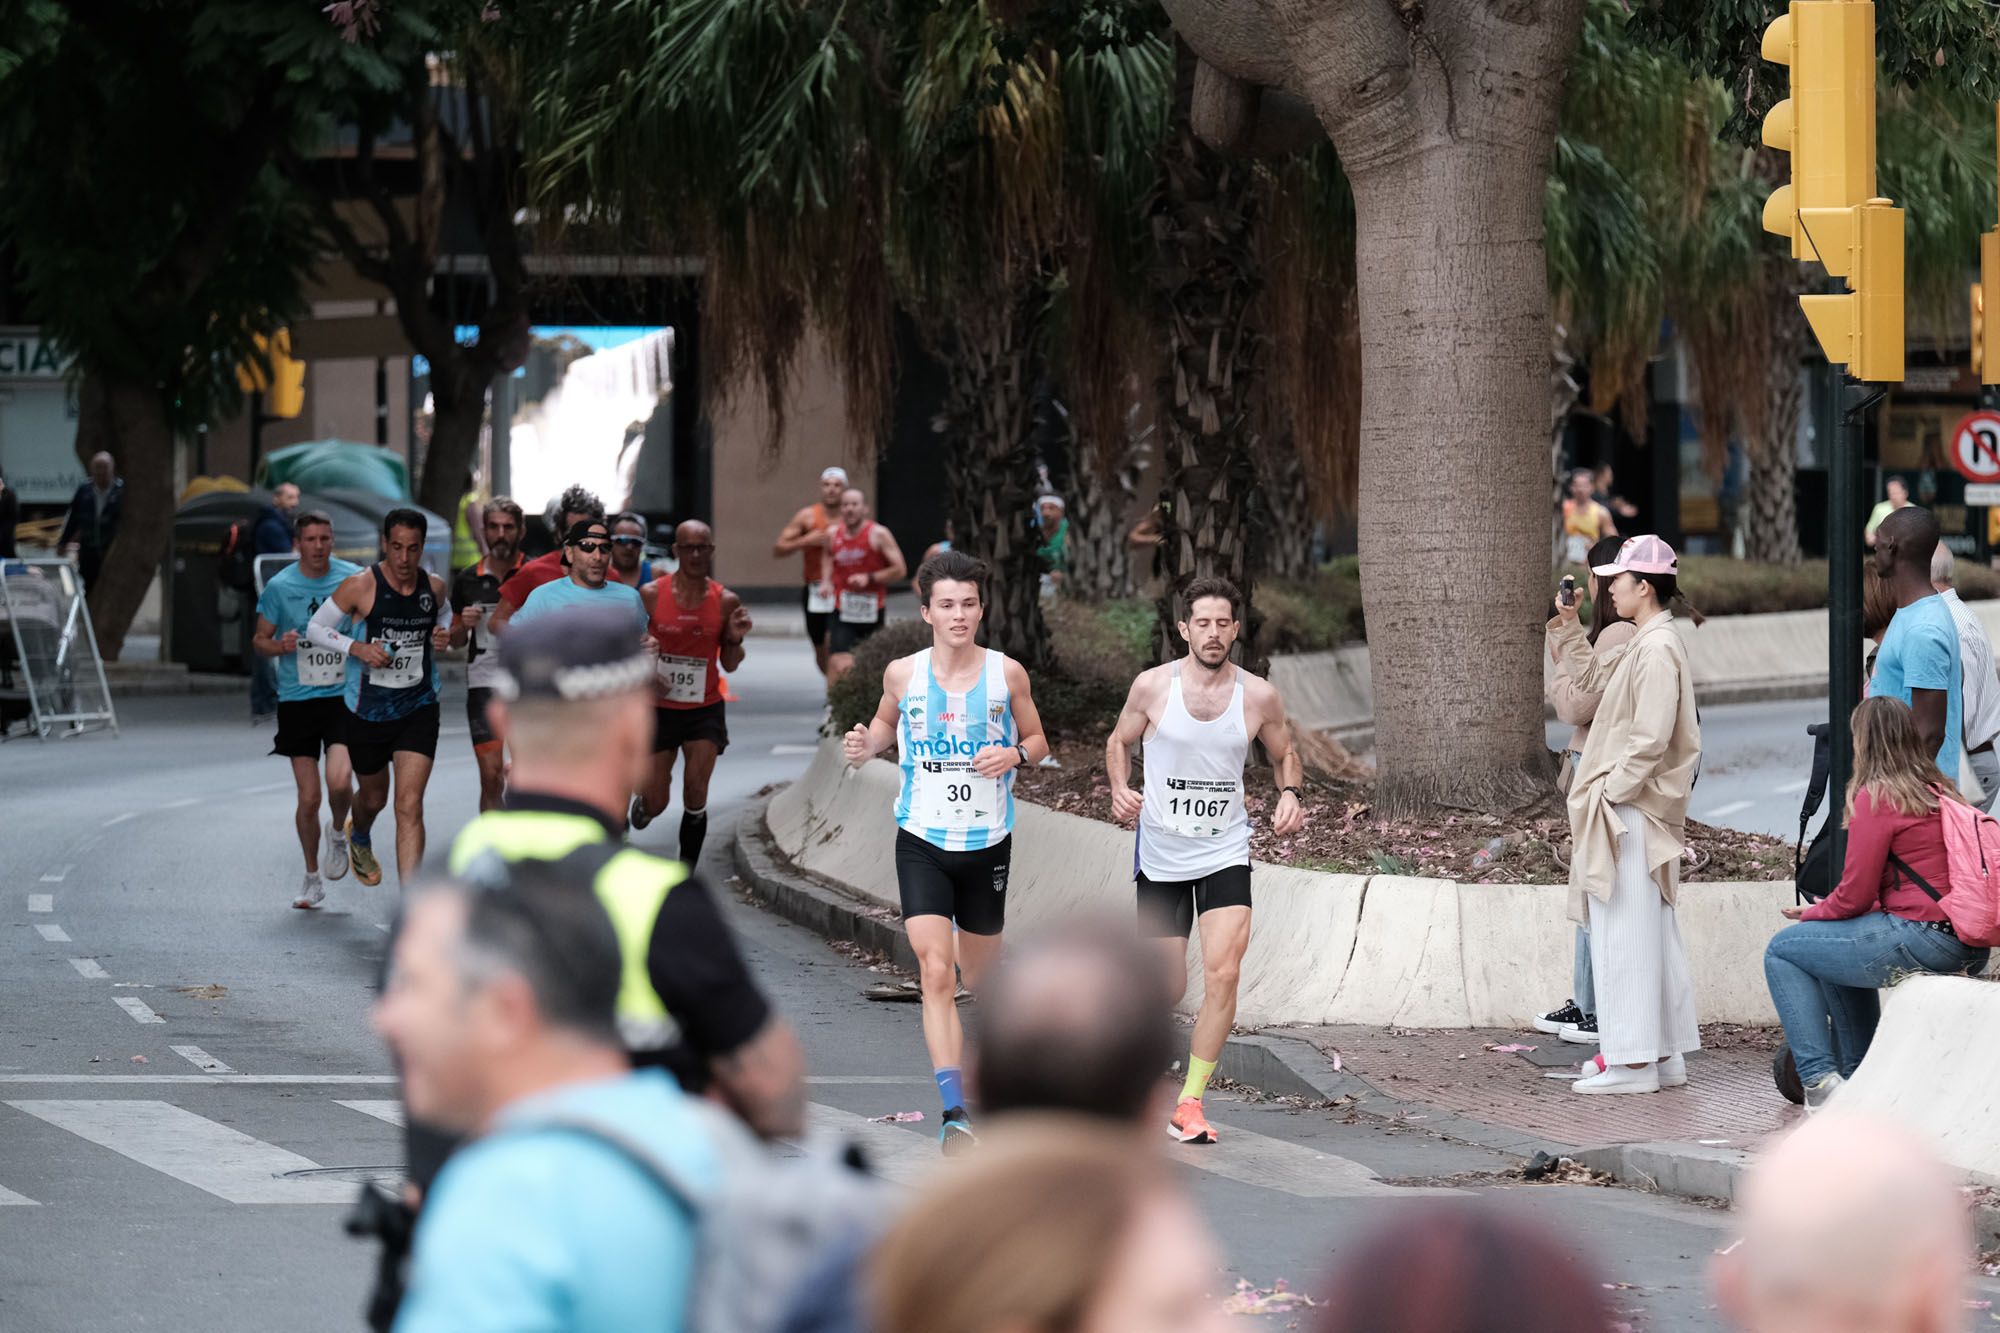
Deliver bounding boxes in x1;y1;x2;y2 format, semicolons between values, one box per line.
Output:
1106;577;1305;1145
842;550;1049;1153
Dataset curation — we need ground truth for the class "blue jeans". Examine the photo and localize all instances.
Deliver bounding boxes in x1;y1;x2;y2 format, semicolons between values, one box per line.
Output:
1764;913;1988;1085
1573;926;1595;1016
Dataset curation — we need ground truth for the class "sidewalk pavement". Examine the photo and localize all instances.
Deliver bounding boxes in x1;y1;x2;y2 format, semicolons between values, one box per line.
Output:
732;795;2000;1238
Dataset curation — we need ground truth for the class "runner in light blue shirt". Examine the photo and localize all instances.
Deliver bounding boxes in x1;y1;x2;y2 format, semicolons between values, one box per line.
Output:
512;518;647;635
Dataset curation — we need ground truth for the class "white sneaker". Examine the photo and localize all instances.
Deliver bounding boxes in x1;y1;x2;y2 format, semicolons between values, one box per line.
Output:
1803;1071;1844;1114
1658;1053;1687;1087
293;873;325;910
1572;1062;1660;1095
323;821;350;881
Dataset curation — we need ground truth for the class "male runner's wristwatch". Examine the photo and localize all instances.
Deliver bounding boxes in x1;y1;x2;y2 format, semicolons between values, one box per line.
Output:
1015;742;1032;768
1280;785;1303;799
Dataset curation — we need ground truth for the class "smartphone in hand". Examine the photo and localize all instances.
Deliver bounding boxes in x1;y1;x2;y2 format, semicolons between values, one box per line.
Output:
1558;575;1578;608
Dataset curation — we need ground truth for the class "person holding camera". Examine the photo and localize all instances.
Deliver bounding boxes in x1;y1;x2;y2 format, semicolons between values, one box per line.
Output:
1548;536;1702;1095
1765;697;1991;1110
1535;536;1634;1046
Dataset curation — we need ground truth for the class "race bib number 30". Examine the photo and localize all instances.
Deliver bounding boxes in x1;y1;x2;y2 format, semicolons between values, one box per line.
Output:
655;653;707;704
371;631;426;690
1161;777;1242;838
296;643;347;688
915;759;1001;832
839;590;880;625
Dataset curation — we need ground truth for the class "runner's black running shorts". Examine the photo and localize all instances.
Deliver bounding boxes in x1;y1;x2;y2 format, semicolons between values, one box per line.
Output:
1136;863;1253;938
653;701;730;754
895;829;1011;937
270;697;349;760
345;702;442;776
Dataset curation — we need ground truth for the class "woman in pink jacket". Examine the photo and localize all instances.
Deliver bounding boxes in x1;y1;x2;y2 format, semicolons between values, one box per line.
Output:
1765;697;1990;1109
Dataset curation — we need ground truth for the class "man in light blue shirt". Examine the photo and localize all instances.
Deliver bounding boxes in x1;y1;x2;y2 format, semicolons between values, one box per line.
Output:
1870;507;1962;775
377;872;715;1333
513;518;647;635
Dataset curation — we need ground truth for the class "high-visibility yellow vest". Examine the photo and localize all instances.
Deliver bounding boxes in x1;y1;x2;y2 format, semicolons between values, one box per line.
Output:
449;809;689;1049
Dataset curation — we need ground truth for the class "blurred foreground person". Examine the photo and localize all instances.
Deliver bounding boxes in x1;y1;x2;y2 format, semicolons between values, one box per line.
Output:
869;1125;1229;1333
1715;1113;1970;1333
378;872;712;1333
1312;1205;1613;1333
973;921;1177;1128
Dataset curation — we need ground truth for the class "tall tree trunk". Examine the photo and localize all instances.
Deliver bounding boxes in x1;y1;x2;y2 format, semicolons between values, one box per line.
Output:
1551;326;1582;566
1746;292;1806;567
1254;432;1314;579
933;289;1054;670
73;370;176;663
417;356;493;521
1067;433;1139;600
1150;114;1264;664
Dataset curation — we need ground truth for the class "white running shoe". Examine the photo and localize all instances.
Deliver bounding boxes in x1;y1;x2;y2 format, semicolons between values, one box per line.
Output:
1658;1053;1688;1087
1572;1062;1660;1095
323;821;350;881
293;873;326;911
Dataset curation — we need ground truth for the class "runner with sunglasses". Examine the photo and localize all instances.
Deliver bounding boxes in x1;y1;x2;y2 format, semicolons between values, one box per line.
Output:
631;520;752;866
511;518;648;635
607;511;654;589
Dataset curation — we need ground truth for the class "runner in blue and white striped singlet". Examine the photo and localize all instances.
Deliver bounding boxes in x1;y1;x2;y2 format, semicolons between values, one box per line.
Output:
893;646;1017;851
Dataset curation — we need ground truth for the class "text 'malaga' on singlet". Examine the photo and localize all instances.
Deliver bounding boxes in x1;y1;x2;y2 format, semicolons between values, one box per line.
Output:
345;565;441;721
895;648;1016;852
1138;662;1252;880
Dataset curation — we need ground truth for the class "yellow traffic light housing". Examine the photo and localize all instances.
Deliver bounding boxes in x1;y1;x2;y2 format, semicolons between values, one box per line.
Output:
1979;103;2000;387
1761;2;1878;262
1798;198;1904;383
236;328;306;419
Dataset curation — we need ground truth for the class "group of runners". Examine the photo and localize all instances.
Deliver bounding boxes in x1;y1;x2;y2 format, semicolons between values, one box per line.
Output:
252;486;751;908
257;464;1306;1154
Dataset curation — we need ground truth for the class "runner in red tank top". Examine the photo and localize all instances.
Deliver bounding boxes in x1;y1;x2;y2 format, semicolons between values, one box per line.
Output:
825;485;908;690
634;519;751;865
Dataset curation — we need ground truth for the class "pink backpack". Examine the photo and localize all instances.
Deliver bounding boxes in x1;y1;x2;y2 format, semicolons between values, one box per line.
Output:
1894;789;2000;948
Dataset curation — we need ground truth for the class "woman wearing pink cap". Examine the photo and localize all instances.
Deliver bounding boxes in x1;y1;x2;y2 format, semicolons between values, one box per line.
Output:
1548;535;1704;1094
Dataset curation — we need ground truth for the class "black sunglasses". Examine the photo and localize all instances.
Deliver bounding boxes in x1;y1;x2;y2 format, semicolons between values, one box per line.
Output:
611;535;645;547
570;539;611;554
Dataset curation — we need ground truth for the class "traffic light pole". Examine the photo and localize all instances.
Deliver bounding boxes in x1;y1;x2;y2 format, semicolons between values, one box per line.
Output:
1826;376;1885;870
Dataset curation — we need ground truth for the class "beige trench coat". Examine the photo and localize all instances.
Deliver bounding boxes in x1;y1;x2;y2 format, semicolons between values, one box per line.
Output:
1548;610;1701;917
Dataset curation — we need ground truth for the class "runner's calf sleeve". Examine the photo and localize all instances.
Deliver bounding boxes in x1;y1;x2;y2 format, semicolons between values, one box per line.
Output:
679;807;708;866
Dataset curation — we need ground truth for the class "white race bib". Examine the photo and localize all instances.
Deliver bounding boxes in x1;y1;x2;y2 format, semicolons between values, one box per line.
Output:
839;590;880;624
1160;777;1242;838
1563;534;1591;566
296;643;347;688
370;630;426;690
915;759;1002;831
468;603;498;653
805;584;836;615
655;653;708;705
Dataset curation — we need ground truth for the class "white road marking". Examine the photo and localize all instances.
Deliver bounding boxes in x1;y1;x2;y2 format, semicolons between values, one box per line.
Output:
3;1100;355;1204
234;782;294;796
0;1074;397;1085
160;798;199;811
0;1183;38;1206
1699;800;1756;820
1188;1112;1446;1199
803;1103;940;1187
1777;779;1809;795
169;1046;234;1075
35;924;70;943
113;997;163;1024
336;1100;405;1127
39;866;70;883
803;1076;932;1085
28;894;52;913
101;812;136;828
771;744;820;756
68;959;108;979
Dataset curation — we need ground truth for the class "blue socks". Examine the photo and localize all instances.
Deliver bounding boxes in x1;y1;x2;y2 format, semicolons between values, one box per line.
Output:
935;1066;964;1113
350;826;371;847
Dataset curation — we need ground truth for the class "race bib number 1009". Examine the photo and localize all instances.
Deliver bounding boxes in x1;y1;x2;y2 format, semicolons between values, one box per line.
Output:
296;643;347;688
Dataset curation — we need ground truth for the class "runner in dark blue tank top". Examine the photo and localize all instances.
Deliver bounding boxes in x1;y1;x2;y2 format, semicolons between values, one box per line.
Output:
307;508;452;888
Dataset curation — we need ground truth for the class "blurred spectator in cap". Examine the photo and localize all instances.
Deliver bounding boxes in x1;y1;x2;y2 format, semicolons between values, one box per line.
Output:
1312;1204;1614;1333
1715;1112;1971;1333
1035;494;1068;588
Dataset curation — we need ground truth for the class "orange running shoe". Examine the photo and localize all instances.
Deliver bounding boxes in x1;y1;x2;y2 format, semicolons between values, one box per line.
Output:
1167;1097;1217;1145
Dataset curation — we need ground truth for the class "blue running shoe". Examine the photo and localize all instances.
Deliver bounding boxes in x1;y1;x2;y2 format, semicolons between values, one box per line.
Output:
939;1106;978;1156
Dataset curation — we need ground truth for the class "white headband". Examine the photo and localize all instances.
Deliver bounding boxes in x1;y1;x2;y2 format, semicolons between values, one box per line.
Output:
1037;494;1065;511
821;467;849;484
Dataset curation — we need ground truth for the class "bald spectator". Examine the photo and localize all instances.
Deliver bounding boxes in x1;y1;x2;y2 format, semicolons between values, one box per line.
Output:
58;451;122;591
972;922;1178;1129
1932;544;2000;810
1715;1113;1972;1333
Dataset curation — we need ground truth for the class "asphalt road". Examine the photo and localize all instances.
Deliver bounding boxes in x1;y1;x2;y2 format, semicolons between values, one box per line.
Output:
0;643;1841;1331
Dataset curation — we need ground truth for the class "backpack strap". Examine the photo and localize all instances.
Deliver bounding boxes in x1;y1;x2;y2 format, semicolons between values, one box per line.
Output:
1887;851;1945;904
521;1113;705;1218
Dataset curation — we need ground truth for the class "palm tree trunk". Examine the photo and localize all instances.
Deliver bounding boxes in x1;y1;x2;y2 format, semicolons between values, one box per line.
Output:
1067;435;1138;600
933;288;1054;670
1253;432;1314;579
72;370;176;663
1150;117;1263;663
1746;293;1806;567
1551;327;1582;566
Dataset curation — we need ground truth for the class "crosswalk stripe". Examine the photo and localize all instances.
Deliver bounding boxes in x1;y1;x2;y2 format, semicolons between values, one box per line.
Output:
28;894;52;913
69;958;108;979
3;1101;356;1204
1192;1109;1443;1199
169;1046;234;1075
114;997;163;1024
336;1100;405;1127
0;1183;38;1205
35;924;70;942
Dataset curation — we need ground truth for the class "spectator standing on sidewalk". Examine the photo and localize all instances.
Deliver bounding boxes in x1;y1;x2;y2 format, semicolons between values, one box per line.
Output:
57;451;121;591
1715;1112;1971;1333
1931;544;2000;810
868;1125;1228;1333
1864;474;1911;547
1536;535;1635;1048
1870;506;1962;775
1560;469;1617;567
250;483;301;720
1763;697;1991;1109
1548;535;1703;1095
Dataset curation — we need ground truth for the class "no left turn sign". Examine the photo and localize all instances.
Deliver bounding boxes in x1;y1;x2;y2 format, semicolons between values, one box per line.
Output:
1954;411;2000;483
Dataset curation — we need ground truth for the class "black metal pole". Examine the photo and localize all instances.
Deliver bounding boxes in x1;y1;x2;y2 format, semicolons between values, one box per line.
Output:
249;389;265;479
1826;378;1883;870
